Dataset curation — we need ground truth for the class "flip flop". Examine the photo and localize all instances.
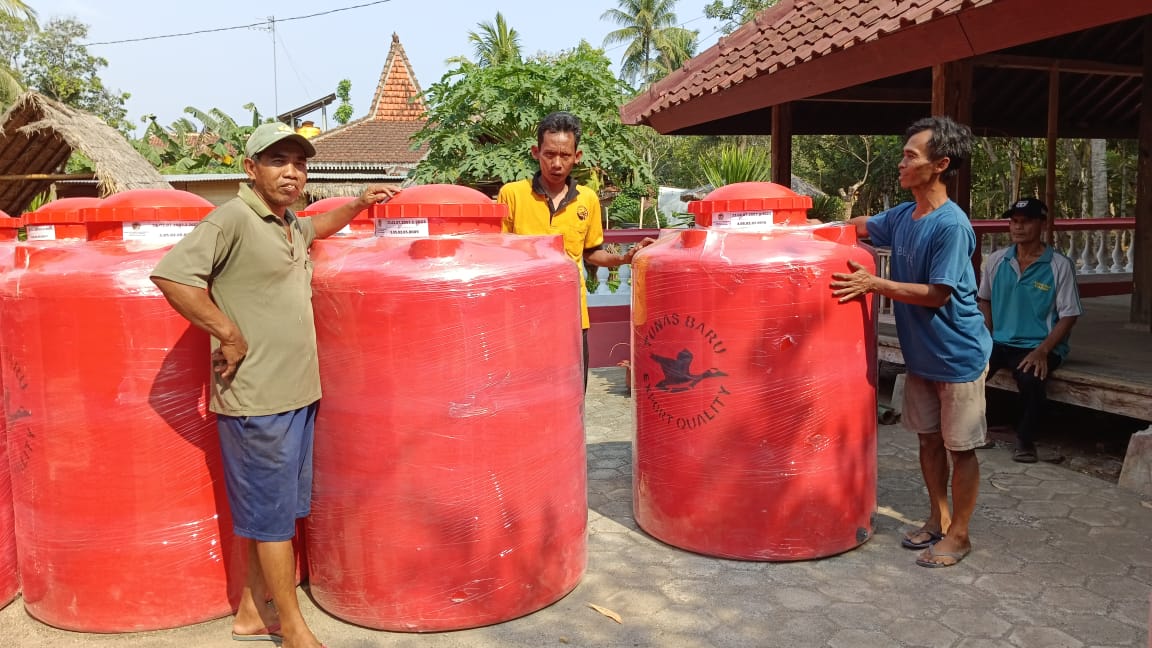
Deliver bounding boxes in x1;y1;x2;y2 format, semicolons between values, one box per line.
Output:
900;529;943;550
915;543;970;568
232;625;283;643
1013;448;1038;463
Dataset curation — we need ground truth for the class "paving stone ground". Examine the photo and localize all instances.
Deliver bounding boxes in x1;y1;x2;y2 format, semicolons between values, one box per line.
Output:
1;367;1149;647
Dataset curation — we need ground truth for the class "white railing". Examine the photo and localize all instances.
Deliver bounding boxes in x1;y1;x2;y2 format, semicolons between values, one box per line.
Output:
876;218;1137;322
587;264;633;307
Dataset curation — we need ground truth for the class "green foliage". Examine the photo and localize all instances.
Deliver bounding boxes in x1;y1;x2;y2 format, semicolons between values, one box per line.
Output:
137;105;264;174
807;194;846;222
792;134;903;217
466;12;522;67
0;0;35;21
646;27;698;84
334;79;353;125
699;143;772;187
412;42;653;190
605;184;648;227
704;0;779;35
601;0;692;88
0;16;130;132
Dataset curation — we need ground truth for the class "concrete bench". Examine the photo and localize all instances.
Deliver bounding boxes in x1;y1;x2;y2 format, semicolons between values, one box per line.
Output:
878;334;1151;422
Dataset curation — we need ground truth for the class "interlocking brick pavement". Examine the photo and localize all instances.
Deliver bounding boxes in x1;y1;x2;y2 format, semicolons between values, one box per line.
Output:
1;367;1149;647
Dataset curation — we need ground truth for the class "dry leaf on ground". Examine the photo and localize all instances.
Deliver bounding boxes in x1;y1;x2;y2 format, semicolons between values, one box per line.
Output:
587;603;622;624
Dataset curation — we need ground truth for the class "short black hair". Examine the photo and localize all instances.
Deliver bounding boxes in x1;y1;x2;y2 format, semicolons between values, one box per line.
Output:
905;116;972;181
537;111;582;148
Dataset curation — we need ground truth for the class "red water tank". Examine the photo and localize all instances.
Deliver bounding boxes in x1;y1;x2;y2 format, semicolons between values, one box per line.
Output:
0;190;252;631
631;182;877;560
23;196;101;242
298;196;371;236
307;184;587;631
0;212;22;608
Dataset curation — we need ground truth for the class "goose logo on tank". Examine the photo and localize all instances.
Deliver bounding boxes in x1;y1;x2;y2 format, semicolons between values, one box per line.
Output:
638;312;731;430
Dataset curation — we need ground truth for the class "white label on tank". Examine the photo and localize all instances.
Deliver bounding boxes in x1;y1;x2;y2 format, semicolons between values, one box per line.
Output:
122;222;197;242
374;218;430;238
333;224;353;236
712;211;775;230
25;225;57;241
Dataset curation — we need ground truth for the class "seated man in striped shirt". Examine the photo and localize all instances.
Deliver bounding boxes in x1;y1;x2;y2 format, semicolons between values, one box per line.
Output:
977;197;1082;463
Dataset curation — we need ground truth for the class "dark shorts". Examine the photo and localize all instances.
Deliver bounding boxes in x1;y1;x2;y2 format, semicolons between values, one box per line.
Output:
217;403;317;542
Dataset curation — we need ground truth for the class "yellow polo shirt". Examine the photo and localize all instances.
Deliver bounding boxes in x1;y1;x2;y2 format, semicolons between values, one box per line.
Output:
498;174;604;329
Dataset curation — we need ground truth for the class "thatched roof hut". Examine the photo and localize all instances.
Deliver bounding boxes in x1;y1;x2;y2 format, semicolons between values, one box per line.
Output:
0;92;171;215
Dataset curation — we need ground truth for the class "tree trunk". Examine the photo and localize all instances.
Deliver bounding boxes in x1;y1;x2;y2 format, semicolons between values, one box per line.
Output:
1090;138;1108;217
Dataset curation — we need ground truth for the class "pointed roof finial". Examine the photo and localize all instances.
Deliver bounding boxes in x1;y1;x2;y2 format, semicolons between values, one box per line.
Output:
369;33;425;122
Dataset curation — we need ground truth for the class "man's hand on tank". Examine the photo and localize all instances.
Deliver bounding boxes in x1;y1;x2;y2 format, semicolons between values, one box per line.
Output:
624;237;657;264
355;184;401;210
830;259;875;302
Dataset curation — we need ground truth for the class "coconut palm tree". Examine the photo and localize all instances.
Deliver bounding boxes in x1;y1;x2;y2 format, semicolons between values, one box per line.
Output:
453;11;522;68
647;26;698;84
601;0;680;88
0;1;36;105
0;0;35;21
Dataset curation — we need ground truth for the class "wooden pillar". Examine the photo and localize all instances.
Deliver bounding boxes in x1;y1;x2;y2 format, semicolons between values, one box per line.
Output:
771;102;793;188
1132;17;1152;329
1045;66;1060;244
932;60;973;215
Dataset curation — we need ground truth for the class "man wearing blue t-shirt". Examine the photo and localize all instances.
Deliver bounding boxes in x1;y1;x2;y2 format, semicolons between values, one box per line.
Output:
831;116;992;569
977;197;1081;463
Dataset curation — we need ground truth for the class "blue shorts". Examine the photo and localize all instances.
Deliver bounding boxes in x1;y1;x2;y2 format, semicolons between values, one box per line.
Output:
217;403;317;542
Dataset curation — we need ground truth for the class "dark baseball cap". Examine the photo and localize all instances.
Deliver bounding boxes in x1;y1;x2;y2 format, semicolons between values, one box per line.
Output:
1002;197;1048;220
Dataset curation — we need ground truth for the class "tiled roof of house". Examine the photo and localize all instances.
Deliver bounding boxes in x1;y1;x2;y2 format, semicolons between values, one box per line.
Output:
621;0;1150;134
310;33;427;168
622;0;991;125
311;118;426;166
369;33;425;121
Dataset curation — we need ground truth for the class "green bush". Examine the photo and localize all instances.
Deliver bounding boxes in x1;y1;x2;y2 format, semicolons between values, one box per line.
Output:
807;194;846;222
699;144;772;187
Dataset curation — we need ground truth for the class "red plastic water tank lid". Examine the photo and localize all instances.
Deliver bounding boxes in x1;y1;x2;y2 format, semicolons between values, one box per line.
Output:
82;189;214;222
25;197;103;225
0;212;23;228
369;184;506;221
687;182;813;216
297;196;356;218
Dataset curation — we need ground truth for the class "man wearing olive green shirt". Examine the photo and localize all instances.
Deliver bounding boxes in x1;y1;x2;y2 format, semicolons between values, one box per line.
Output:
151;122;397;648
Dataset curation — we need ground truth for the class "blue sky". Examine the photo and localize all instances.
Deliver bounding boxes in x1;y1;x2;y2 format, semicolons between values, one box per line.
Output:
29;0;725;132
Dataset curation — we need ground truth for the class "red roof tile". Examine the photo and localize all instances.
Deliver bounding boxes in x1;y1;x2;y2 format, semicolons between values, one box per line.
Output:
369;33;425;122
310;33;428;167
621;0;994;126
311;119;427;166
621;0;1150;133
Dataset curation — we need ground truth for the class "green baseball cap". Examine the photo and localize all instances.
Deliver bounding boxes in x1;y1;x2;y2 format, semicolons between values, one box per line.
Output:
245;122;317;158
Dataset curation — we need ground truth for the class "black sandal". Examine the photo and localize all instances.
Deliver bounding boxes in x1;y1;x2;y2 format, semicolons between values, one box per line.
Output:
1013;448;1038;463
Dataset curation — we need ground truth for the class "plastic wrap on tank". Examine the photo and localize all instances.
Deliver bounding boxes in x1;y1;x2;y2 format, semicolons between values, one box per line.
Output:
305;184;588;631
631;182;878;561
0;190;254;631
0;211;23;608
298;196;371;237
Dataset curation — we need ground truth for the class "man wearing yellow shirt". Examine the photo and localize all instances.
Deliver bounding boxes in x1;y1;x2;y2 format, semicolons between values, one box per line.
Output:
498;111;650;389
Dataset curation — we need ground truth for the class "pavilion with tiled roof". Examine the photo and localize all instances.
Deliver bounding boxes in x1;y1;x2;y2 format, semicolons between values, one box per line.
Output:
307;33;428;197
620;0;1152;330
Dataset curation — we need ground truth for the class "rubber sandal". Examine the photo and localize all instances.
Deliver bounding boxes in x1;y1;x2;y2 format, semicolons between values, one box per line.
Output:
1013;448;1038;463
900;529;943;550
915;543;970;568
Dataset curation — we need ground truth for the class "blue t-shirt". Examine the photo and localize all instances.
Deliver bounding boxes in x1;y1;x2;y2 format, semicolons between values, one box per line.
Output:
867;201;991;382
977;244;1082;360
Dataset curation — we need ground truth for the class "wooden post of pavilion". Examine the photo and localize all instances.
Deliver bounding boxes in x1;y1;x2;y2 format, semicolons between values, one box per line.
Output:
771;102;793;190
1132;16;1152;330
1045;66;1060;244
932;60;973;215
